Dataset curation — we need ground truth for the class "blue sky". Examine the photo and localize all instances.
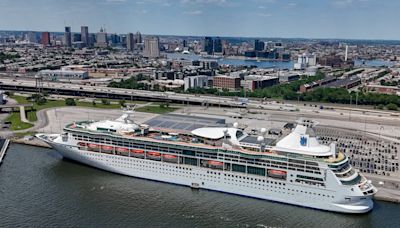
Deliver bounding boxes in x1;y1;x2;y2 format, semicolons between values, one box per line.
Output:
0;0;398;40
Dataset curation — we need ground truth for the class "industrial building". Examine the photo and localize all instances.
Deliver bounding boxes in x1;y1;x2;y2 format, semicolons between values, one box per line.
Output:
38;69;89;80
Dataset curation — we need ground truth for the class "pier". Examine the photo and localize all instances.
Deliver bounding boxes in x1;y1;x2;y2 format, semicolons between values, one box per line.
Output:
0;138;10;165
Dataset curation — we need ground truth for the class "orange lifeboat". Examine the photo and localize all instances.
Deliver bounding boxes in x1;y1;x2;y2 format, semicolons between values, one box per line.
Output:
88;144;99;149
102;145;114;151
78;142;87;147
163;154;177;159
147;151;161;160
268;169;286;176
208;160;223;166
148;152;161;157
116;147;129;153
131;149;144;154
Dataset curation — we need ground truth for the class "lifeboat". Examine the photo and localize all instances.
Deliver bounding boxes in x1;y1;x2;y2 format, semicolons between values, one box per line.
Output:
101;145;114;151
163;154;178;163
88;144;99;149
131;149;144;154
131;149;145;158
163;154;177;159
267;169;287;179
148;152;161;157
269;170;286;175
208;160;223;166
116;147;129;153
77;142;87;147
147;151;161;160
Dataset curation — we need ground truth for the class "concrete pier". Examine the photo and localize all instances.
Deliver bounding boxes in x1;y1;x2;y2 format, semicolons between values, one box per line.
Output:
0;138;10;165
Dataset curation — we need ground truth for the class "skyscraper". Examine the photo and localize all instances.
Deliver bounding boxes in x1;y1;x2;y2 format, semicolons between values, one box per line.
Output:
41;32;50;46
143;37;160;58
203;37;213;55
126;33;135;52
64;26;72;47
135;31;142;44
81;26;89;47
95;27;108;48
254;39;265;51
213;37;222;53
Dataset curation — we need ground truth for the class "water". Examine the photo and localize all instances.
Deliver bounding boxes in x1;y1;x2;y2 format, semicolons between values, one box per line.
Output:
0;144;399;228
354;59;398;67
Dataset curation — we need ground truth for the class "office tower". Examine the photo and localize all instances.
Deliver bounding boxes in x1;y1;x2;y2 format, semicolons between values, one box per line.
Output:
95;27;108;48
126;33;135;51
26;32;37;43
135;31;142;44
81;26;89;47
254;39;265;51
110;33;120;45
203;37;214;55
73;33;81;42
213;37;222;53
345;45;349;61
143;37;160;58
183;39;187;48
41;32;50;46
64;26;72;47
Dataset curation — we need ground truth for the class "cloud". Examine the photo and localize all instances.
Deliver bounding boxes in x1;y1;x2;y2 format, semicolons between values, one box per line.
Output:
183;10;203;15
257;12;272;17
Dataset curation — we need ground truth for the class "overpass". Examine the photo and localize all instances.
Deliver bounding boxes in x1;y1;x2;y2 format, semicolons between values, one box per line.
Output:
0;78;297;111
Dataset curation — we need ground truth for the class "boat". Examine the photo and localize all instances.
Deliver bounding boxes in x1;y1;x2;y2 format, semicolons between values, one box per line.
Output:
36;114;377;214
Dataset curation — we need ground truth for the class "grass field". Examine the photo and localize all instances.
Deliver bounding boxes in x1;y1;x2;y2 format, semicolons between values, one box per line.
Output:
5;112;34;131
7;95;123;130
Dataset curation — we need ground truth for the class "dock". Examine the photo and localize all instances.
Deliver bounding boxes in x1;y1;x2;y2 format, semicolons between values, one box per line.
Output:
0;138;10;165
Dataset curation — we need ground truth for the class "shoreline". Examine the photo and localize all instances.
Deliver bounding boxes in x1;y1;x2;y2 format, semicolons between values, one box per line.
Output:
10;138;400;204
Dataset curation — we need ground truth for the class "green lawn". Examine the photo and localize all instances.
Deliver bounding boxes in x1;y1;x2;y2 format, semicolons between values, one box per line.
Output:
5;112;34;131
135;105;178;114
7;95;123;130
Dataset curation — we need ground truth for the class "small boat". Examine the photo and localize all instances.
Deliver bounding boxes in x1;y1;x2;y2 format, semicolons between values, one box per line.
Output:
147;151;162;160
163;154;177;159
131;149;145;158
267;169;287;179
208;160;223;166
77;142;87;147
116;147;129;153
87;143;100;151
131;149;144;154
163;154;178;163
102;145;114;151
148;152;161;157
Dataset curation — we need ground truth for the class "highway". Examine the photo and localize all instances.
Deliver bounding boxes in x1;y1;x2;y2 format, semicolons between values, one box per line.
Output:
0;78;298;110
0;77;399;127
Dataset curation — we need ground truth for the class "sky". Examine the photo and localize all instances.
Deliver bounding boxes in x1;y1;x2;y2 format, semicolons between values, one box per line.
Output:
0;0;399;40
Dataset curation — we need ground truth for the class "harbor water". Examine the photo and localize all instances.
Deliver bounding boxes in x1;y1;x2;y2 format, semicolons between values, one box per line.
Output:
0;144;399;228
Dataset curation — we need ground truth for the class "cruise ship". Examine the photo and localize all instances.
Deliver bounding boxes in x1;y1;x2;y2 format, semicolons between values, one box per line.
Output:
36;113;377;213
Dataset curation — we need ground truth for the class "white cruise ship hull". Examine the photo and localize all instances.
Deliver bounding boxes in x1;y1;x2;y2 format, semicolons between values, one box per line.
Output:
47;140;374;214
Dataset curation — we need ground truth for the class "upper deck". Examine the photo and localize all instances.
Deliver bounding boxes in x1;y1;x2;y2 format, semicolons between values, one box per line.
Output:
64;115;346;165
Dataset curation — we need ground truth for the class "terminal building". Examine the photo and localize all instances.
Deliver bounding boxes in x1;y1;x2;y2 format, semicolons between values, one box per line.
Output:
38;69;89;80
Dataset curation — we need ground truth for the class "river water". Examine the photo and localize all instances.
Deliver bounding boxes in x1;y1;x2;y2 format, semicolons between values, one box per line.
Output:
0;144;399;228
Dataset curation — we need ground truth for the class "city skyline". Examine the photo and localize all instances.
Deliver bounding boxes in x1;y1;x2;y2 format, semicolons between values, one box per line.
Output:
0;0;399;40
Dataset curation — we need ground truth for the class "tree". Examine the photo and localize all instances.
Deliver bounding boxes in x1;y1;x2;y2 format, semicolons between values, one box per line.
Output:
65;98;76;106
92;100;96;106
101;99;110;105
386;103;398;111
119;99;126;107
